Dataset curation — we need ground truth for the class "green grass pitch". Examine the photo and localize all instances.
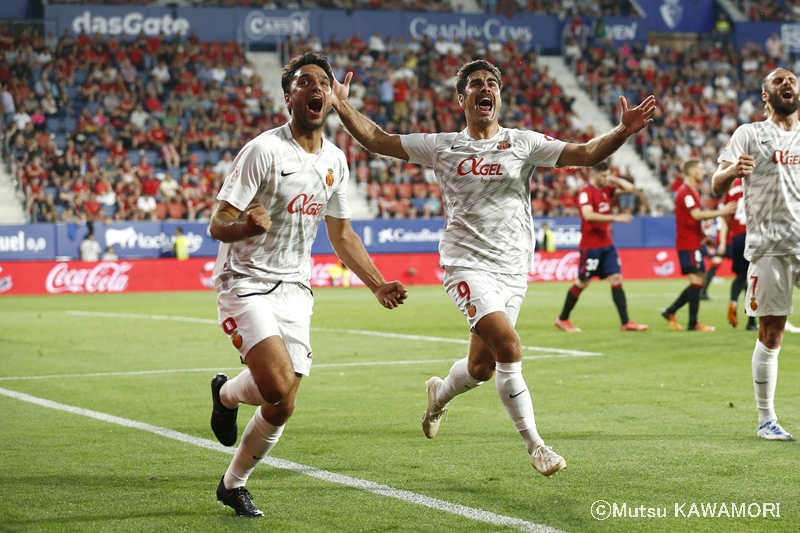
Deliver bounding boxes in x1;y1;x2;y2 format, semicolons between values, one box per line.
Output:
1;279;798;532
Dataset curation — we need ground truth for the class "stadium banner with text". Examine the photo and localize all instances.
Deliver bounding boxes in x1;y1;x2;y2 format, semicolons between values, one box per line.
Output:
0;224;57;261
0;249;732;296
44;5;663;49
53;220;217;259
3;217;683;261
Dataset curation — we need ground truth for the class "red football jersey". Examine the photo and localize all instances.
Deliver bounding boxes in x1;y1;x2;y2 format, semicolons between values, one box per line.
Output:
577;184;616;249
674;183;705;250
720;178;746;242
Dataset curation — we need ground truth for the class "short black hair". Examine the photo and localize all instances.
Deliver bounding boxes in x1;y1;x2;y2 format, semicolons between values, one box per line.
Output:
454;60;502;96
281;52;333;97
592;161;610;172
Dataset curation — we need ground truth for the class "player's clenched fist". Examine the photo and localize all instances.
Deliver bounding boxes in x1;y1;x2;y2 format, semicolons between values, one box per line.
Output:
243;204;272;237
733;155;756;178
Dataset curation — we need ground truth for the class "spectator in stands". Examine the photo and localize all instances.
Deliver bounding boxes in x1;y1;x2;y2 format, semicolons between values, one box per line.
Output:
79;232;101;262
422;190;441;217
159;170;180;200
101;245;118;261
136;191;157;220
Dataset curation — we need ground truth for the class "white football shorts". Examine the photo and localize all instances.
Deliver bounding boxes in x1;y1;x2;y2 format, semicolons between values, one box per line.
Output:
746;255;800;317
217;281;314;376
442;266;528;330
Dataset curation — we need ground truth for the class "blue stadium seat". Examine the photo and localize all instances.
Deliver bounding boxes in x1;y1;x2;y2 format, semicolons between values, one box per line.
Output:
86;102;101;115
63;116;77;132
168;167;183;181
95;150;110;164
127;150;142;165
74;70;88;85
54;133;66;150
46;117;62;132
65;86;79;100
191;151;207;165
102;204;118;219
207;150;221;165
145;150;160;165
43;186;58;198
54;204;66;219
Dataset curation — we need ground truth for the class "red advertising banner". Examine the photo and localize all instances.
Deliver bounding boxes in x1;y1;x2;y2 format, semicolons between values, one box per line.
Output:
0;249;732;296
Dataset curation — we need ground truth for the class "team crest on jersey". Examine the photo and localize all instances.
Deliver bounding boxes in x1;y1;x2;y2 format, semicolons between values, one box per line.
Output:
231;168;239;184
467;303;477;318
750;297;757;312
325;168;334;187
497;141;511;150
231;331;243;350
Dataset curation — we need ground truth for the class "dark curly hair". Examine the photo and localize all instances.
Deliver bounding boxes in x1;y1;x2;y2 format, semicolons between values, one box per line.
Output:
454;60;503;96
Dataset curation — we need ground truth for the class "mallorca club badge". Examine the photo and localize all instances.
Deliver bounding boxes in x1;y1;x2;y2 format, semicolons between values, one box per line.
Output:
325;168;334;187
497;141;510;150
750;297;758;312
232;331;243;350
467;303;477;318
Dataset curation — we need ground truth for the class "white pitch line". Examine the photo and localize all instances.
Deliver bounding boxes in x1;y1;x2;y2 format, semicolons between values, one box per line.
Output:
66;310;602;357
0;386;567;533
0;350;597;382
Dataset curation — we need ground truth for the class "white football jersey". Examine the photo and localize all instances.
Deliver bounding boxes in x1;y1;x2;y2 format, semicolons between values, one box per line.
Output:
213;123;351;290
402;127;566;273
718;120;800;259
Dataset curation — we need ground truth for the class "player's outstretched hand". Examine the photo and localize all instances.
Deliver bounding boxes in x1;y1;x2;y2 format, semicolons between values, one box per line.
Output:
243;204;272;237
732;155;755;179
331;71;353;109
619;95;656;135
375;281;408;309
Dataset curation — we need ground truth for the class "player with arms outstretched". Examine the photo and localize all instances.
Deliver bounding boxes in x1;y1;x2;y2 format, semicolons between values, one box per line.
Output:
331;59;656;476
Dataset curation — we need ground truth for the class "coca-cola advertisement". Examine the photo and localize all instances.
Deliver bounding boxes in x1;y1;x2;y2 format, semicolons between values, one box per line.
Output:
0;249;732;296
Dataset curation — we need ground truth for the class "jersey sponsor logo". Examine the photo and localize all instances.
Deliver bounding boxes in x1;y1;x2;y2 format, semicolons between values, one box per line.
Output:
497;141;511;150
456;157;504;178
771;150;800;165
287;193;324;216
325;168;334;187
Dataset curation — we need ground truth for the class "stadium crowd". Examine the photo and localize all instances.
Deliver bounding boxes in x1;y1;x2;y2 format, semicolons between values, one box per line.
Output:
15;11;779;224
565;22;784;212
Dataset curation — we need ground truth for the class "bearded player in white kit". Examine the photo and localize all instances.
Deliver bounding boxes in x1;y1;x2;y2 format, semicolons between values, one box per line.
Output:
208;52;408;517
331;59;656;476
713;67;800;441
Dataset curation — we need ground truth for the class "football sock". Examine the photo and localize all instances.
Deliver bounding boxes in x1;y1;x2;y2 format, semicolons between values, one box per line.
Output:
666;286;690;315
687;283;702;328
730;273;747;302
752;340;780;425
495;361;544;454
438;357;483;406
221;368;266;408
747;316;757;328
224;408;284;489
611;284;629;324
559;285;583;320
703;264;718;292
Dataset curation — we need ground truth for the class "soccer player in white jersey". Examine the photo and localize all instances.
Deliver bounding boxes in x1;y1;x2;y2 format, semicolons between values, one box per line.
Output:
331;59;656;477
712;67;800;441
208;52;408;517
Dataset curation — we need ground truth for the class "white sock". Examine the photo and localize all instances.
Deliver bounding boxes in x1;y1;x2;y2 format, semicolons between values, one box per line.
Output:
495;361;544;454
221;368;265;408
437;357;483;406
223;408;284;489
752;339;780;425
